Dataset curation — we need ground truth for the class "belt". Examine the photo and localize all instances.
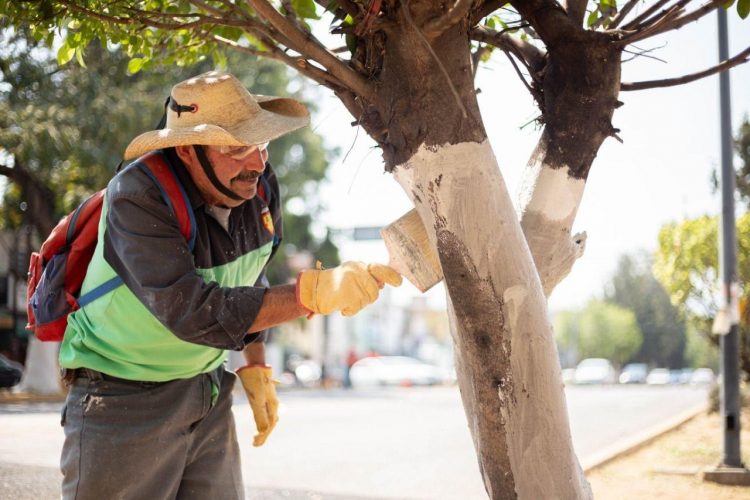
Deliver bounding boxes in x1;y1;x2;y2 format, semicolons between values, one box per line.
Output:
60;367;165;387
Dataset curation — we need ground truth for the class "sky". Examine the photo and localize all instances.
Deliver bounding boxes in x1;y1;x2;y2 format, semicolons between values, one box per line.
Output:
307;12;750;313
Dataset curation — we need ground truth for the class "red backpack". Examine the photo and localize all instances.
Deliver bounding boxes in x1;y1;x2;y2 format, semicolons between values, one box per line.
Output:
26;152;196;341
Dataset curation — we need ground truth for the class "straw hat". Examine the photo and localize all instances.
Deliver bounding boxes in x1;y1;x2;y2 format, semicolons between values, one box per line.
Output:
123;71;310;160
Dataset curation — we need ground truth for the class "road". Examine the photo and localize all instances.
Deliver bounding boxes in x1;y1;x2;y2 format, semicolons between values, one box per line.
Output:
0;384;709;499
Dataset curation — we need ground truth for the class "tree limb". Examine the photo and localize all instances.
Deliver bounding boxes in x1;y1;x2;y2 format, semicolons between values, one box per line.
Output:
564;0;588;27
245;0;376;101
621;0;671;30
423;0;475;39
609;0;643;29
621;0;723;44
621;44;750;91
471;0;510;25
509;0;578;45
471;25;546;72
188;0;226;17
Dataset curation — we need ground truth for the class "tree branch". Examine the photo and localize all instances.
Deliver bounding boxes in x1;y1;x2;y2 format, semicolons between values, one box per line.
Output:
423;0;475;39
564;0;588;27
509;0;578;45
621;0;671;30
608;0;642;29
621;44;750;91
471;0;510;25
471;25;546;72
245;0;376;101
621;0;723;44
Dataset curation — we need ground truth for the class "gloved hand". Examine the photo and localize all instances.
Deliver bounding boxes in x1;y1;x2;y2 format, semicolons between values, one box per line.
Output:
236;365;279;447
296;261;402;316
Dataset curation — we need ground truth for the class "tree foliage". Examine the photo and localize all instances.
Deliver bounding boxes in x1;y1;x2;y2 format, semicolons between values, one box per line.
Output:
654;213;750;379
605;253;686;368
0;24;337;280
555;300;642;367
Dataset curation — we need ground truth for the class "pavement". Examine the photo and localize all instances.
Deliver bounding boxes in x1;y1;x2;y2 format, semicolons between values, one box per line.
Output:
0;384;710;499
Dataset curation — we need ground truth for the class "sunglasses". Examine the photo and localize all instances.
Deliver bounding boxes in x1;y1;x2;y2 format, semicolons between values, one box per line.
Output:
213;142;269;160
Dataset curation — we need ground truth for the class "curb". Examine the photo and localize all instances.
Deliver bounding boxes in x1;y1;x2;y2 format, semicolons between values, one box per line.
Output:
0;390;66;404
582;402;709;473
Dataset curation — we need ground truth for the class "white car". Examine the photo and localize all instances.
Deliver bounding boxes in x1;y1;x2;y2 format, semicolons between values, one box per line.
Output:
350;356;447;388
646;368;671;385
690;368;716;385
574;358;616;385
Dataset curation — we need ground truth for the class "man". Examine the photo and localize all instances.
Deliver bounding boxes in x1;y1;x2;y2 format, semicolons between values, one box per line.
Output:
58;71;401;499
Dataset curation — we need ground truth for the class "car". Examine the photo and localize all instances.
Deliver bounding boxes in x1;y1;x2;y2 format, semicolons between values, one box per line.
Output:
574;358;616;385
349;356;447;388
619;363;648;384
562;368;577;385
646;368;671;385
0;354;23;389
690;368;716;385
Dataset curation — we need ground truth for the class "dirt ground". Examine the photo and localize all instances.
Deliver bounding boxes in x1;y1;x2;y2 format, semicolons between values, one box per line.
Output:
587;409;750;499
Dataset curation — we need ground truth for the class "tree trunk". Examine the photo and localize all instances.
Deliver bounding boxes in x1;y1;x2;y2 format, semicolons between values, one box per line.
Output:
516;34;622;296
16;337;62;395
394;141;589;498
0;161;57;237
370;11;589;498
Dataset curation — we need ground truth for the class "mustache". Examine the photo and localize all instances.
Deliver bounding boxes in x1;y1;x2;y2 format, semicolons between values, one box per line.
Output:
233;170;262;182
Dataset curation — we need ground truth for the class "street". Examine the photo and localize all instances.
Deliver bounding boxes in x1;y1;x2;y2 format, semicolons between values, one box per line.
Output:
0;385;709;499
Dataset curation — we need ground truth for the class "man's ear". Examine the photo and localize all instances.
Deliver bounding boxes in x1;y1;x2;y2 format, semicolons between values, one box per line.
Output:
174;145;193;163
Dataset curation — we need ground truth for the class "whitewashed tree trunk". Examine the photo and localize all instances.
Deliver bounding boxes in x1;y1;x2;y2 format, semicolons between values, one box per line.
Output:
17;337;62;395
394;140;590;499
515;147;588;296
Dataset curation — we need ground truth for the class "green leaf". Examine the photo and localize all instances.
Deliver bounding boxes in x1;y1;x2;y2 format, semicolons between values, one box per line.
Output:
75;47;86;68
586;9;599;27
292;0;320;19
127;57;145;74
739;0;750;19
57;41;75;66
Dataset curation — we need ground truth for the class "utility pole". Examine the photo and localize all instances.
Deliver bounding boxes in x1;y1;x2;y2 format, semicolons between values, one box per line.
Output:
704;8;750;486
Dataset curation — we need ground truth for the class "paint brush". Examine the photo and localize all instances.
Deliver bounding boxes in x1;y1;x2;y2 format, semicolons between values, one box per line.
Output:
381;208;443;293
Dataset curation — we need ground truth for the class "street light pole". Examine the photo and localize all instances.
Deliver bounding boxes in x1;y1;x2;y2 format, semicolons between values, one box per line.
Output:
716;7;742;469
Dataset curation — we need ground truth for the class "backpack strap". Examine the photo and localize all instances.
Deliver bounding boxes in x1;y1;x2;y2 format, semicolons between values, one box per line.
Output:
78;153;196;308
138;152;196;251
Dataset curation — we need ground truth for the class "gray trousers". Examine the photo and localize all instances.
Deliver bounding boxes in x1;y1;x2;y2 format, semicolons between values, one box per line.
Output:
60;367;244;500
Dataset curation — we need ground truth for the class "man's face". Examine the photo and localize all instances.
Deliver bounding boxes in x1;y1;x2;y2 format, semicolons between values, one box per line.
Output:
177;143;269;208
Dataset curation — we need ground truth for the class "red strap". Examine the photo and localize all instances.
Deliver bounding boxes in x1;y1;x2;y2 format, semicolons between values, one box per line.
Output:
140;152;192;242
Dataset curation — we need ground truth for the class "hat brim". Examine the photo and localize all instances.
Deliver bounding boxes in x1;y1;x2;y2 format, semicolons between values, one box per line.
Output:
123;96;310;160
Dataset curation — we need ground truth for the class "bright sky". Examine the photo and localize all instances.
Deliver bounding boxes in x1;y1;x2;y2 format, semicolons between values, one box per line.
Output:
311;13;750;313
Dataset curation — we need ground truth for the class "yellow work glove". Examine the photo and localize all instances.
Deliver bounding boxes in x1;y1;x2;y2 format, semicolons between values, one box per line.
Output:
236;365;279;447
296;261;403;317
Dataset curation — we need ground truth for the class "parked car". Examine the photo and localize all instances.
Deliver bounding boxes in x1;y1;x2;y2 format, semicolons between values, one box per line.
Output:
646;368;671;385
619;363;648;384
690;368;716;385
350;356;447;388
562;368;577;385
574;358;616;385
0;354;23;389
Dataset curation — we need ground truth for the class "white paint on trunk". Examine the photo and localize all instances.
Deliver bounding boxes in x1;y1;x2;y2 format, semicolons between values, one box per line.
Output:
393;141;590;499
515;154;588;296
16;337;62;395
515;158;585;222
